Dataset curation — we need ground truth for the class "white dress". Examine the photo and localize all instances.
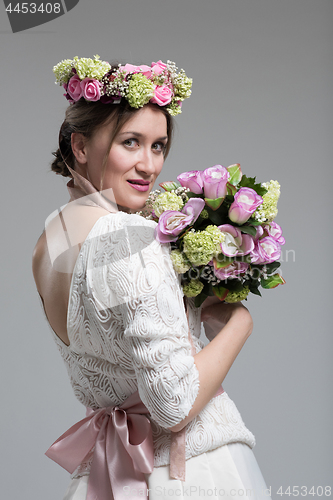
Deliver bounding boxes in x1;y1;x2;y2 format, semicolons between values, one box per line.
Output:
46;206;271;500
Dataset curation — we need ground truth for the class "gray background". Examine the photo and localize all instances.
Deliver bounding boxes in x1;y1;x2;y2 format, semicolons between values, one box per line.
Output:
0;0;332;498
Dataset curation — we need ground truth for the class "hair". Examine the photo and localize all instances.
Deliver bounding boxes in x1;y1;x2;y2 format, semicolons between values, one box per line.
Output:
51;97;174;189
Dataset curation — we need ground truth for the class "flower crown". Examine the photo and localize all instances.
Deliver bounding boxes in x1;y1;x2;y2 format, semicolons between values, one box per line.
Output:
53;55;192;116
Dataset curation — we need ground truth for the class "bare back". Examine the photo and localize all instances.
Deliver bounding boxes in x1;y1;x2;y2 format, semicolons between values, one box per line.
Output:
32;203;110;346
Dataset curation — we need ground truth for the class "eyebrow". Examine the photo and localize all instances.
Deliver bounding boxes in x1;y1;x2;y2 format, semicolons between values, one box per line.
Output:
118;131;168;141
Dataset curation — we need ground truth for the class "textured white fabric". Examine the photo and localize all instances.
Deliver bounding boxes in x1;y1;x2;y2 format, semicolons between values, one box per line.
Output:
63;443;271;500
51;211;255;478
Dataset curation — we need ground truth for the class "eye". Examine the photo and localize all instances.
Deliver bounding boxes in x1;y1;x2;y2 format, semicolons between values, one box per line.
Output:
123;138;138;148
152;142;166;153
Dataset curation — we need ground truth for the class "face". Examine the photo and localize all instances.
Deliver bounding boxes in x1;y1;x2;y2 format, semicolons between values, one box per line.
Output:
80;105;168;212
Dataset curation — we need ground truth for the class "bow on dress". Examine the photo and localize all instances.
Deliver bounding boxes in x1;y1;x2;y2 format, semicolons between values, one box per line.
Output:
46;391;153;500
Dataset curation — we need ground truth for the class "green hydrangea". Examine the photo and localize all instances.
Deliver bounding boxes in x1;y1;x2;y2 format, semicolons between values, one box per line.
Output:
53;55;111;85
73;55;111;80
205;225;225;256
225;286;250;303
183;229;216;266
153;192;184;217
53;58;75;85
170;250;191;274
126;73;155;109
173;70;193;100
183;279;204;298
252;180;281;223
167;98;182;116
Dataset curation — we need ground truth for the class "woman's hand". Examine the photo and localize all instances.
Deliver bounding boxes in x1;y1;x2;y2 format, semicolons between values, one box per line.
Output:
201;299;252;341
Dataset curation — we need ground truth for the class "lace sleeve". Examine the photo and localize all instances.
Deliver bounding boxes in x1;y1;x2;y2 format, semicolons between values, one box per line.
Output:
90;213;200;428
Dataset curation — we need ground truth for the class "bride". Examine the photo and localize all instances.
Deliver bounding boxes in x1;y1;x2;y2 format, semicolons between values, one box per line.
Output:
32;56;271;500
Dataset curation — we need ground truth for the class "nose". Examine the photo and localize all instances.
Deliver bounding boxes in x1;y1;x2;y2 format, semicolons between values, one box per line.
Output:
136;147;157;176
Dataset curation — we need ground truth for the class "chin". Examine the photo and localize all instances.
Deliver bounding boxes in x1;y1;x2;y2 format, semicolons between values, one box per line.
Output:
117;198;148;213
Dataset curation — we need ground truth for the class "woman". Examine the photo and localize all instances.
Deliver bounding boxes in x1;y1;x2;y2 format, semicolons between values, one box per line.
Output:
32;57;271;500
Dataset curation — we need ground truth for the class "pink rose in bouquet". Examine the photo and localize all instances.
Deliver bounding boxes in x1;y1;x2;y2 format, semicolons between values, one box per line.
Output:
251;236;281;264
202;165;230;200
81;78;101;102
177;170;204;194
214;261;249;280
151;85;173;106
155;198;205;243
263;222;285;245
229;187;263;224
218;224;254;257
67;74;83;101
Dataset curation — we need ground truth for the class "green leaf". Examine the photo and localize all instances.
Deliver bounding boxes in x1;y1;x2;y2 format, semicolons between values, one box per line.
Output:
239;175;268;197
186;191;204;199
194;292;209;308
204;197;224;210
249;286;262;296
214;255;234;269
264;261;281;275
227;164;242;185
206;208;224;225
159;180;181;192
223;280;244;292
212;285;229;301
227;182;237;196
248;218;262;226
238;225;257;237
261;273;286;289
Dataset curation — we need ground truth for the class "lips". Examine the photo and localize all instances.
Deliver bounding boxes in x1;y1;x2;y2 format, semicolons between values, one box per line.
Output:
127;179;150;192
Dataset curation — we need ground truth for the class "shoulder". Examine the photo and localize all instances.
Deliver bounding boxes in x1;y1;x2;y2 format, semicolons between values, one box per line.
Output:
32;204;112;292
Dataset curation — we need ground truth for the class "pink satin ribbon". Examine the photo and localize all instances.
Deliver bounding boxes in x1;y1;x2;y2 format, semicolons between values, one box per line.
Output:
169;385;224;481
46;391;153;500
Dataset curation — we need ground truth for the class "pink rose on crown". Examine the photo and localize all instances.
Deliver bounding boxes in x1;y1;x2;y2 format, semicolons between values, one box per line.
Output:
81;78;101;102
67;74;83;101
151;85;173;106
151;60;167;75
120;64;152;78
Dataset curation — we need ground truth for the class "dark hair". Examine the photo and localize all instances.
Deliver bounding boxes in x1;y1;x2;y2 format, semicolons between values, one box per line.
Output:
51;99;174;184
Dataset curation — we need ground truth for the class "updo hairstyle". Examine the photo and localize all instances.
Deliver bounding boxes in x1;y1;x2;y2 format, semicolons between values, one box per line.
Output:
51;98;174;179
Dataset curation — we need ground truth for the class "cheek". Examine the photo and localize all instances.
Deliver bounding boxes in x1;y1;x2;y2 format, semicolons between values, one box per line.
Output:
156;157;165;175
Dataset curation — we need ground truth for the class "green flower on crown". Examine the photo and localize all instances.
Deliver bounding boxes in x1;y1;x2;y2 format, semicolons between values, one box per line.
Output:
53;55;111;85
126;74;155;109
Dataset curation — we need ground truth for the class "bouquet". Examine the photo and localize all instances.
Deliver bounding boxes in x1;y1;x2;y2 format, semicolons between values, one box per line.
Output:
138;164;285;307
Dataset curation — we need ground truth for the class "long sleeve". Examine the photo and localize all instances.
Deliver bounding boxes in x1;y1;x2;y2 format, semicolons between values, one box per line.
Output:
89;212;200;429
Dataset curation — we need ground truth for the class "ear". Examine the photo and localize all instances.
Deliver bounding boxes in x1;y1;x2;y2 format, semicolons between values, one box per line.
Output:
71;133;88;165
